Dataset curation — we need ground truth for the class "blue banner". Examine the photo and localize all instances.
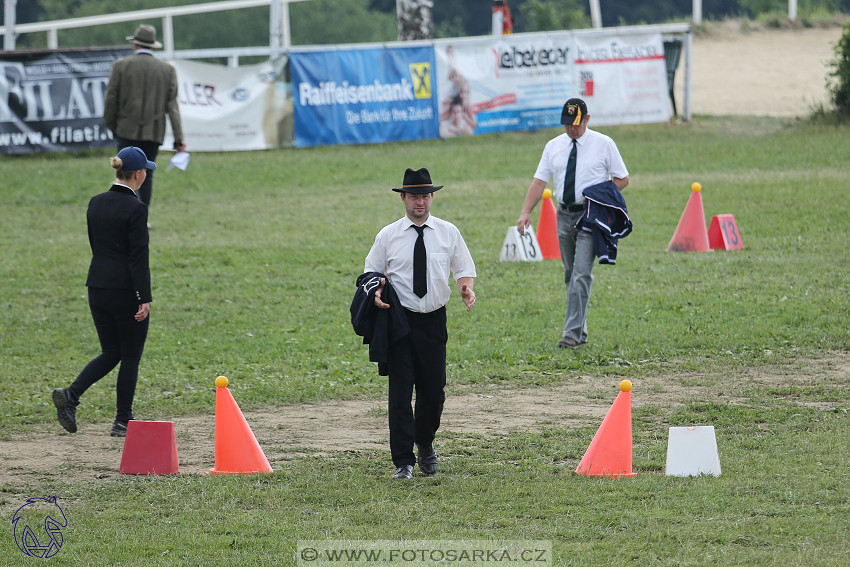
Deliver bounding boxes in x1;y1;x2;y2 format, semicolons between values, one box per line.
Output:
291;46;438;147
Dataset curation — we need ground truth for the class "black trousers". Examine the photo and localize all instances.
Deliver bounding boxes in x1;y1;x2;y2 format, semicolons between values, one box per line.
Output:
68;288;149;421
115;137;159;207
387;307;447;467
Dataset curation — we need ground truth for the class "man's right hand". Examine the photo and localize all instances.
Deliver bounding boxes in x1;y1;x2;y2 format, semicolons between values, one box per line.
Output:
517;179;547;236
517;213;531;236
374;278;390;309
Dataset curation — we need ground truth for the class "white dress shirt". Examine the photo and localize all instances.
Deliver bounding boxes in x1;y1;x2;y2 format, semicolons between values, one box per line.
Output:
533;129;629;205
365;214;477;313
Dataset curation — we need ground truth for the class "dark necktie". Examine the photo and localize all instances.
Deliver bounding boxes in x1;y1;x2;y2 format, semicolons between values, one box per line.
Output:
563;139;577;206
413;225;427;298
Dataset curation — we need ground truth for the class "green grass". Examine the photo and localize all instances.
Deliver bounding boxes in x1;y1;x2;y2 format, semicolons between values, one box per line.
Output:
1;115;849;565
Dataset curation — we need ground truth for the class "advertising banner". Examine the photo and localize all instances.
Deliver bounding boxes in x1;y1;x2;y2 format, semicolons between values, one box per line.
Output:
167;59;290;152
435;33;574;138
1;48;129;155
290;46;438;148
434;30;670;138
573;31;671;125
2;27;674;154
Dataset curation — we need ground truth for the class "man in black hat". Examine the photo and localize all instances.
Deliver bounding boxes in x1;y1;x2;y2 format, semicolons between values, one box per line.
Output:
516;98;629;349
364;167;477;480
104;24;186;209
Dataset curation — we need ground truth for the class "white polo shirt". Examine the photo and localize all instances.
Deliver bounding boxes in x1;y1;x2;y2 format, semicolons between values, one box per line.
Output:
365;214;477;313
533;129;629;205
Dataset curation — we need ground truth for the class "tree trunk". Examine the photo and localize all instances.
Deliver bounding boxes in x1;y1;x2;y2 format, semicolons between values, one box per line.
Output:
396;0;433;41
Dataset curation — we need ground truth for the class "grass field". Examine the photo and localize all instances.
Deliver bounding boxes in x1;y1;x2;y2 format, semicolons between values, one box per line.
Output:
1;115;849;565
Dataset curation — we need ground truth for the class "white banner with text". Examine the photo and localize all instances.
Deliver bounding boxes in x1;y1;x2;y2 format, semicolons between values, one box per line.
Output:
166;59;290;152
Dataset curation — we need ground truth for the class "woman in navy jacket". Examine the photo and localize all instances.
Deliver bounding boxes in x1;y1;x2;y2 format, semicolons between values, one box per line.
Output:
53;146;154;437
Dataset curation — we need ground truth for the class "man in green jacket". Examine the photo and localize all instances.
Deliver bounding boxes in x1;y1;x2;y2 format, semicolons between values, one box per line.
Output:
104;24;186;208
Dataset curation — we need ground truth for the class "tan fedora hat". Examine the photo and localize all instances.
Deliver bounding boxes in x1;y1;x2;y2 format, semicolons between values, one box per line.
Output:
126;24;163;49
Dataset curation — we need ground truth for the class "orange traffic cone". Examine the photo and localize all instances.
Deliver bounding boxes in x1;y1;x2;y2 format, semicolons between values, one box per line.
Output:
576;380;636;478
667;182;710;252
537;189;560;260
209;376;273;475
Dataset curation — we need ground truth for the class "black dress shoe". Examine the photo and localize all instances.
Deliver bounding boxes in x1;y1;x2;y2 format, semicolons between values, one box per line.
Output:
52;388;77;433
110;420;129;437
417;445;438;475
392;465;414;480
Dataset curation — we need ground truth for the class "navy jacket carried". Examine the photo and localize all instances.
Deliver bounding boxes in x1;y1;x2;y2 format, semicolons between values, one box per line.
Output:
350;272;410;376
579;180;633;265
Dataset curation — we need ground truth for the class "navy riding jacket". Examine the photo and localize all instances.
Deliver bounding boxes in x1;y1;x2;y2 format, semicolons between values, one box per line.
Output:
579;180;633;265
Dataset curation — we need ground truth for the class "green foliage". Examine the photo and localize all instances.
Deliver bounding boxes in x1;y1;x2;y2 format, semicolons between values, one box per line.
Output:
23;0;201;48
738;0;786;17
289;0;396;45
14;0;850;47
16;0;395;49
519;0;589;32
827;21;850;114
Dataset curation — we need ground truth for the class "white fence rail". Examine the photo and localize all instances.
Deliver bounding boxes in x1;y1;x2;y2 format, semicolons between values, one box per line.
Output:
1;0;310;58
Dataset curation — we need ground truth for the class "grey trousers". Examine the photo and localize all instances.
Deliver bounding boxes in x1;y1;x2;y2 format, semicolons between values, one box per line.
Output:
556;207;595;342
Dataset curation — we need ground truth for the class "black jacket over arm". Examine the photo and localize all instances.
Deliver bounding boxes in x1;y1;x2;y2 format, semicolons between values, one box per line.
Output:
350;272;410;376
85;184;151;303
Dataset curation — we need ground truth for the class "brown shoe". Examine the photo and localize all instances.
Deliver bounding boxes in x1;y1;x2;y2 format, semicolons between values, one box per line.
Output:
557;337;580;349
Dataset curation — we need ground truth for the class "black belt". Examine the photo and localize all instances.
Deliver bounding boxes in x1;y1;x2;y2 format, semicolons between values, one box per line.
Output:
560;202;584;212
404;305;446;318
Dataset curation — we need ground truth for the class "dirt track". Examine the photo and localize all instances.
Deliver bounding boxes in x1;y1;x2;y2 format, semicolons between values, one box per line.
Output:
682;21;844;116
5;354;847;488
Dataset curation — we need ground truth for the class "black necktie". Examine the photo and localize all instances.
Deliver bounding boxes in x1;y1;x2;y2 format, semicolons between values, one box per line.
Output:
563;139;577;206
413;225;427;298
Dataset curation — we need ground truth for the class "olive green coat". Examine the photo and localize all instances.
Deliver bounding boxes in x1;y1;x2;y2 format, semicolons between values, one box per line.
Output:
104;52;183;145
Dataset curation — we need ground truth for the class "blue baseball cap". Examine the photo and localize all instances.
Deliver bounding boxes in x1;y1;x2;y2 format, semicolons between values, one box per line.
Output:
117;146;156;171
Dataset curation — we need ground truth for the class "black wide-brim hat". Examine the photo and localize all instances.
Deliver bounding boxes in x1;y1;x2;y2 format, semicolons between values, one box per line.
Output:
392;167;443;193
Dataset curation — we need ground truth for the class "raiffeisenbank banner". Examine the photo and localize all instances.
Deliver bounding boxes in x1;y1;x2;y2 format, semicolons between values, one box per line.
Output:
166;59;290;152
433;30;670;138
290;46;438;147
